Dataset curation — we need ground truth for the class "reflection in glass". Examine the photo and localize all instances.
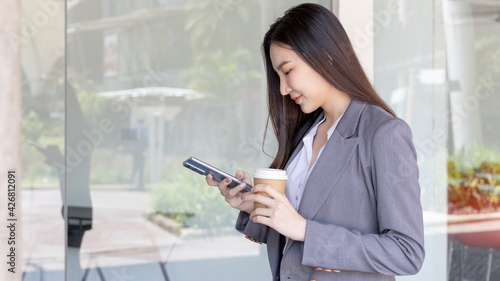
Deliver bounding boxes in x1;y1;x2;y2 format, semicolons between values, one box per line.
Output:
15;0;500;280
373;0;448;280
66;1;330;280
65;85;94;280
444;1;500;280
21;0;65;280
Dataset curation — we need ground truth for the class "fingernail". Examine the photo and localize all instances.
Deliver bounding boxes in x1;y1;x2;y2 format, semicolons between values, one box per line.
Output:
239;183;246;188
226;178;231;183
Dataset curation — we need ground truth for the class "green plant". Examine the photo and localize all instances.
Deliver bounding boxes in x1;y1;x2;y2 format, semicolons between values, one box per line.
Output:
449;144;500;172
89;148;132;184
477;162;500;174
179;48;261;98
22;110;44;144
184;0;257;53
448;178;500;214
21;147;60;186
74;86;110;135
22;135;64;186
150;167;238;229
448;155;500;214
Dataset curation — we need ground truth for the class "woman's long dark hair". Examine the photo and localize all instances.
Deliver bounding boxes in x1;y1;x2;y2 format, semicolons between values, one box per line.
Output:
263;3;395;169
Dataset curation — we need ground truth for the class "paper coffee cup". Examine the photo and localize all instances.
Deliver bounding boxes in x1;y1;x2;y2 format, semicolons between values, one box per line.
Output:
253;168;287;209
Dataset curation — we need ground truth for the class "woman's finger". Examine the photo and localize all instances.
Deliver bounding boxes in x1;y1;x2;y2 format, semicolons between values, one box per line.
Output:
217;177;232;193
252;184;285;200
227;182;248;197
244;192;275;208
250;205;272;219
205;174;220;186
236;170;252;183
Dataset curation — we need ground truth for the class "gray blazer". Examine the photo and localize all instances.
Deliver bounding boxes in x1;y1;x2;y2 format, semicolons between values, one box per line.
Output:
236;99;425;281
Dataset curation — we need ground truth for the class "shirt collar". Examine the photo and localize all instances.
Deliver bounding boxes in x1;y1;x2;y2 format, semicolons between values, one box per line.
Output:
303;113;344;145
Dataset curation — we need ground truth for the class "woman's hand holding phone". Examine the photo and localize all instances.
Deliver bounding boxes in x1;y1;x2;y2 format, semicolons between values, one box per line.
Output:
206;170;254;214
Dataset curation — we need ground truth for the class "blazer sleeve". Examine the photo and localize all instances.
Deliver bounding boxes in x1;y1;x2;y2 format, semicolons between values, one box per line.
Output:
301;118;425;275
235;211;269;243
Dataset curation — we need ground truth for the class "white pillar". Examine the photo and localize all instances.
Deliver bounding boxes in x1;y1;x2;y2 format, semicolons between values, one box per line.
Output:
443;0;482;153
339;0;374;84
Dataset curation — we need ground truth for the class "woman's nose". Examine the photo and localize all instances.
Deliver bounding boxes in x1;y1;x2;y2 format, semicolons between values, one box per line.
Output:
280;81;292;96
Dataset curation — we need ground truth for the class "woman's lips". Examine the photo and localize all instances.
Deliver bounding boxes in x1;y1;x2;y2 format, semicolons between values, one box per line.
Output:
292;96;301;104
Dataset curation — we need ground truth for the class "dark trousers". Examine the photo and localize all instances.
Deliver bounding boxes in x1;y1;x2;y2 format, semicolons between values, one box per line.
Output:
130;154;145;188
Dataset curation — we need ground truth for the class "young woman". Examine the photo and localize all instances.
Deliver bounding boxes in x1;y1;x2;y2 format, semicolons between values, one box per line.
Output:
206;3;424;281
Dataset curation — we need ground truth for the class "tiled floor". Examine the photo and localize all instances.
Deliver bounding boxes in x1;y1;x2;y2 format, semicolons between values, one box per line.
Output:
21;187;500;281
21;187;270;281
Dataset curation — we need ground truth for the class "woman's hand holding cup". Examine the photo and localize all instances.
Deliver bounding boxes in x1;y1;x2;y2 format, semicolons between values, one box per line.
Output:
243;169;305;241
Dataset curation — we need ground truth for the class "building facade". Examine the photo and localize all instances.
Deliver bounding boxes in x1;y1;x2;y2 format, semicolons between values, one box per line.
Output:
6;0;500;280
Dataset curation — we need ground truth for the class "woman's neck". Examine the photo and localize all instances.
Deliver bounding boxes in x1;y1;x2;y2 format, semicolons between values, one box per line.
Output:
321;91;352;127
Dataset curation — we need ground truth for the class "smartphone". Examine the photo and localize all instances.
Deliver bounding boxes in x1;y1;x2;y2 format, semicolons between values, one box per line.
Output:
182;157;252;193
27;140;47;153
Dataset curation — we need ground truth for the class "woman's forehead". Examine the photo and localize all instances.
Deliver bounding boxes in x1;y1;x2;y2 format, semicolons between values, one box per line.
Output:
270;43;296;60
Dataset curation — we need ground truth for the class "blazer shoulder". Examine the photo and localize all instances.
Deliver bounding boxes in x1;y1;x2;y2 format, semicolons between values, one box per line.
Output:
358;104;411;139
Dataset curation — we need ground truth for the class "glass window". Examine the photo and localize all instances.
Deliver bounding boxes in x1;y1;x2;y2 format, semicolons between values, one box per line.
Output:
20;0;65;280
367;0;500;280
370;0;448;279
16;1;500;280
64;1;330;280
443;1;500;280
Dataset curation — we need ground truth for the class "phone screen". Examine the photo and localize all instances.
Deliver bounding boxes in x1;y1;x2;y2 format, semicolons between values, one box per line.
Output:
183;157;252;192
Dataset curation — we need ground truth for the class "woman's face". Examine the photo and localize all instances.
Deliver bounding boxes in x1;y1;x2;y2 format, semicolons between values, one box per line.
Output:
269;43;337;114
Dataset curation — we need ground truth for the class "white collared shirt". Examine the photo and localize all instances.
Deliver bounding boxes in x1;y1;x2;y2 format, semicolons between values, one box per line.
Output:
285;114;343;211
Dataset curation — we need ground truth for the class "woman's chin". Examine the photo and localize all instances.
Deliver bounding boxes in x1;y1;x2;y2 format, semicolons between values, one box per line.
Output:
299;104;316;114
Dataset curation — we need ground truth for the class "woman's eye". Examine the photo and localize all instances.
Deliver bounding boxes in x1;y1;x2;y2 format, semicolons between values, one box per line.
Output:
284;70;291;76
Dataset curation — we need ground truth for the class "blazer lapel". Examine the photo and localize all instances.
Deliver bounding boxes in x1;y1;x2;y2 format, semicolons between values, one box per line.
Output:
284;113;325;170
284;100;366;252
298;133;359;219
299;99;366;218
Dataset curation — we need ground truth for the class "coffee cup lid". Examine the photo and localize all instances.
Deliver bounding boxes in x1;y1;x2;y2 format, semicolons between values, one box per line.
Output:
253;168;288;180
